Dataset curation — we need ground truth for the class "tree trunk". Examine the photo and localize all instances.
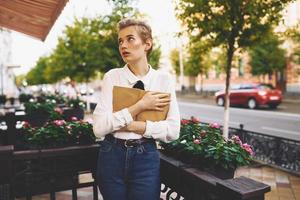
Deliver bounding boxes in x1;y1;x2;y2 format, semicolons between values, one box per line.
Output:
200;73;204;94
223;40;235;139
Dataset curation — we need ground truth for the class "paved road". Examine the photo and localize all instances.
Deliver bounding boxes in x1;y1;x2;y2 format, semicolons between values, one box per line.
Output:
178;100;300;141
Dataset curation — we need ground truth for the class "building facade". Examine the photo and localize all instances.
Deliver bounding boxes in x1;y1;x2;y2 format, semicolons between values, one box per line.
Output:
0;28;19;98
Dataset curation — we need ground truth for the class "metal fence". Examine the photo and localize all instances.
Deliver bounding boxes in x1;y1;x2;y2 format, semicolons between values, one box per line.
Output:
229;124;300;175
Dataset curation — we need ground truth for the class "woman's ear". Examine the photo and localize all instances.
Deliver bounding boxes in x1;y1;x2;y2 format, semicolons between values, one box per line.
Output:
144;38;152;51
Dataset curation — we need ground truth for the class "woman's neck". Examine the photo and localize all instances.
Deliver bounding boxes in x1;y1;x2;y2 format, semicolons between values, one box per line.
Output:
127;58;149;78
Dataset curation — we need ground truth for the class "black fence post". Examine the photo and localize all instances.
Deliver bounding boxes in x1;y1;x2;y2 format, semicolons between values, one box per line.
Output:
0;145;13;200
5;112;17;145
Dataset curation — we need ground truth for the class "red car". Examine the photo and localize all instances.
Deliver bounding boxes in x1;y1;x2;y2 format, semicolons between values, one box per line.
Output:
215;83;282;109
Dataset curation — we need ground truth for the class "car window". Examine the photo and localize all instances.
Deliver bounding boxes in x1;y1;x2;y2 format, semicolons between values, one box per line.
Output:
231;85;240;90
258;84;274;90
240;84;254;89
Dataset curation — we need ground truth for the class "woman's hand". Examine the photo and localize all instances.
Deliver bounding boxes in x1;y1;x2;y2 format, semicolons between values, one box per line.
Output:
137;92;170;112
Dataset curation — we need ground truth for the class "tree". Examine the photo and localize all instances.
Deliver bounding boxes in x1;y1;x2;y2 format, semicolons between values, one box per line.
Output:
47;0;161;82
286;22;300;74
149;43;162;69
26;56;49;85
249;30;286;78
176;0;294;138
170;48;180;75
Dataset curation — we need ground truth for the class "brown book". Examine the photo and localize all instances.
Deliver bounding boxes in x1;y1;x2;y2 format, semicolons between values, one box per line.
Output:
112;86;170;122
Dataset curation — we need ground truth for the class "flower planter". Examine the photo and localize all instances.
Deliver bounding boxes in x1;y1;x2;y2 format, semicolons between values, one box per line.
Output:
160;117;254;180
0;144;99;199
203;165;236;179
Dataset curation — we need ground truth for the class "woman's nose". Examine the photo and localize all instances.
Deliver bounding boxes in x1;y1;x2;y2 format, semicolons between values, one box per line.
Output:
120;41;128;49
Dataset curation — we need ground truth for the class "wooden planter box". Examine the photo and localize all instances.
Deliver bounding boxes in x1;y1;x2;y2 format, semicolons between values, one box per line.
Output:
0;144;99;200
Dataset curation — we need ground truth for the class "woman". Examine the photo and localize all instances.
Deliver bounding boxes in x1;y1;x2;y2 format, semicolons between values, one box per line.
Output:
93;18;180;200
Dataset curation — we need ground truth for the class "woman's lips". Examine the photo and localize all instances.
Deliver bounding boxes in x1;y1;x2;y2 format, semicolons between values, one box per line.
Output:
122;52;130;57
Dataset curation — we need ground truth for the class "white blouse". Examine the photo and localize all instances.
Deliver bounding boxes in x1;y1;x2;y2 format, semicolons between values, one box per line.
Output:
92;65;180;143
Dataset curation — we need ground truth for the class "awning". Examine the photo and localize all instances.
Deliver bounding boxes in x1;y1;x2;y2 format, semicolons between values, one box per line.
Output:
0;0;69;41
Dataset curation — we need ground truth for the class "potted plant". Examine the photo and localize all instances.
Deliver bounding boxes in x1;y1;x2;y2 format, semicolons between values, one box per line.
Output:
19;119;96;149
24;101;64;127
19;93;34;103
64;97;86;120
67;117;96;145
160;117;254;179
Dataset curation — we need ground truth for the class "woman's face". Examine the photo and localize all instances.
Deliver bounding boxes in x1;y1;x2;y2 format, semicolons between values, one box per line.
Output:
118;26;150;63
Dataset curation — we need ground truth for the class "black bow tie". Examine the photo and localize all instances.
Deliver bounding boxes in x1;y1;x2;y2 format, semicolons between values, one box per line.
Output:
133;80;144;90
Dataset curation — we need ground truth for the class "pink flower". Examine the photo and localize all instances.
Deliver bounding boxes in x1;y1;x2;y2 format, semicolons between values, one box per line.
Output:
200;130;207;138
71;116;78;121
210;122;220;129
193;139;201;144
53;120;66;126
231;135;242;146
181;119;190;125
190;116;200;123
54;107;63;115
242;143;254;156
23;121;31;129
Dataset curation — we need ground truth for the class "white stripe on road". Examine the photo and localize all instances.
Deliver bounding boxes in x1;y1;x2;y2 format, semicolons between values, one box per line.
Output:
262;126;300;136
200;116;241;126
179;101;300;120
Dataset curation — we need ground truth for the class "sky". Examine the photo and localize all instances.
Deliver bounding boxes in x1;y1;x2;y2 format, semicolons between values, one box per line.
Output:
10;0;182;75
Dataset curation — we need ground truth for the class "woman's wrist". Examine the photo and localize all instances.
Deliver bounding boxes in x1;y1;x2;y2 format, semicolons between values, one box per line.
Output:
126;121;146;135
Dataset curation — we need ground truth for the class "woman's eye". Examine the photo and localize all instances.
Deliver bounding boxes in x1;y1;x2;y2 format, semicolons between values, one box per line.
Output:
128;37;134;42
119;41;123;45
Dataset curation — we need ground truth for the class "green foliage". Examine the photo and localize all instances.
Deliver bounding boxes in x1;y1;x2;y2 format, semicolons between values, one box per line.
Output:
24;101;64;121
26;56;50;85
249;30;286;75
148;43;162;69
176;0;292;49
161;117;254;170
66;97;86;109
170;49;180;75
26;0;161;84
170;45;210;77
19;93;34;103
36;93;67;104
286;22;300;71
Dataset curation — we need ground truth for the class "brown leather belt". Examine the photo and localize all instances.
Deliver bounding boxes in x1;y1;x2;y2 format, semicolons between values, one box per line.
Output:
105;134;155;148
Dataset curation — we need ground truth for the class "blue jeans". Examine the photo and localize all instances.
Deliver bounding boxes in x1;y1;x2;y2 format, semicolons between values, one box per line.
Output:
96;136;161;200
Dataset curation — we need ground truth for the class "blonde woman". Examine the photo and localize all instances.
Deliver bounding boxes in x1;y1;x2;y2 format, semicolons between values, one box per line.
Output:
93;18;180;200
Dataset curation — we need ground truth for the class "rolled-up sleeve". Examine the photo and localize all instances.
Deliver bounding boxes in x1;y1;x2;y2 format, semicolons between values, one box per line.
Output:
93;72;133;138
143;75;180;143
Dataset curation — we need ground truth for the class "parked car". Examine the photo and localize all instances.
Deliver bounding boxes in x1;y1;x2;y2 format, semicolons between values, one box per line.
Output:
215;83;282;109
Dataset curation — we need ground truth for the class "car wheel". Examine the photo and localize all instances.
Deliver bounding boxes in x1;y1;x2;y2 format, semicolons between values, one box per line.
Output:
247;98;257;109
217;97;225;106
269;104;278;109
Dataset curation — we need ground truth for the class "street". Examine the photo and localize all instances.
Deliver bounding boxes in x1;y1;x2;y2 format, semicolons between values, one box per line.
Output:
178;100;300;141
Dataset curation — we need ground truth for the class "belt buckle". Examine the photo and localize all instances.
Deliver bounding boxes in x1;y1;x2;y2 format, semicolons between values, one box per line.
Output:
124;139;134;148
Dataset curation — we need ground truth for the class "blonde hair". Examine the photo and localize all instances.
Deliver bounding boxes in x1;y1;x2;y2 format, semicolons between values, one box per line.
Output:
118;18;153;56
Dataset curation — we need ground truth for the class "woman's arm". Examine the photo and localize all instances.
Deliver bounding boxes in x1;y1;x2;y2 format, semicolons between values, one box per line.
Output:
93;72;142;138
142;75;180;143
